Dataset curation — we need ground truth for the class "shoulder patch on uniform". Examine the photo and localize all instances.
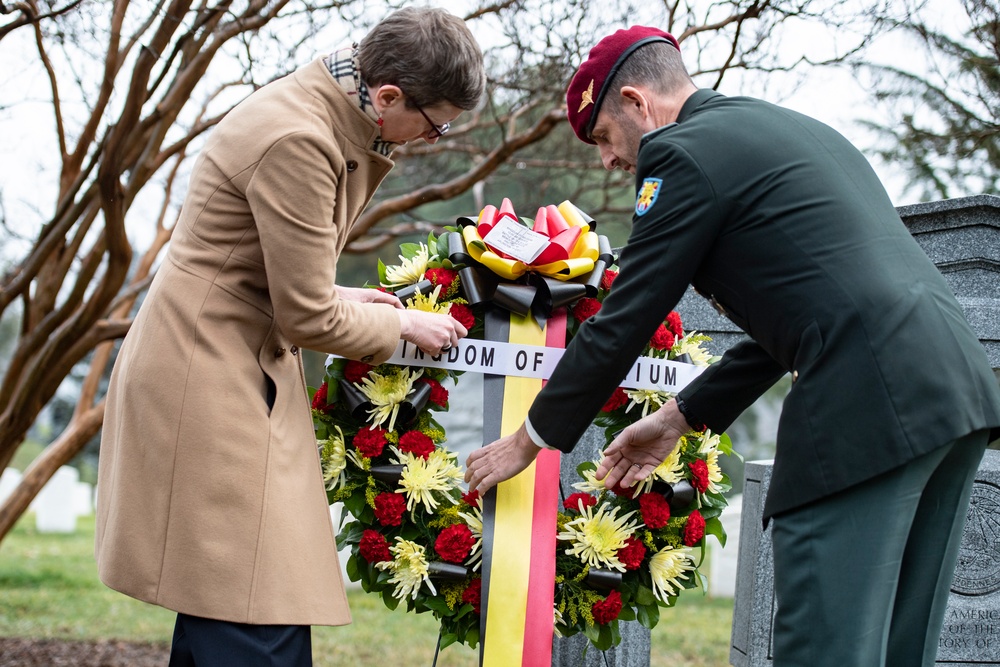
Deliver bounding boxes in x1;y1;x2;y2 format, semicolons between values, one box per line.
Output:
635;178;662;216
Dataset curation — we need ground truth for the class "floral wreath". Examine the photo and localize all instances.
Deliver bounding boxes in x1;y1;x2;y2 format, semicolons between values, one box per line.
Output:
312;205;735;653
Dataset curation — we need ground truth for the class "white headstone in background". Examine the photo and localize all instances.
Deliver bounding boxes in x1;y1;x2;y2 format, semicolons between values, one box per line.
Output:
35;466;80;533
0;468;23;505
709;493;743;598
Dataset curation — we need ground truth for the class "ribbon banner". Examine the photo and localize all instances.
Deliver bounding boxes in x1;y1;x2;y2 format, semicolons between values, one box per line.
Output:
479;309;564;667
384;338;706;393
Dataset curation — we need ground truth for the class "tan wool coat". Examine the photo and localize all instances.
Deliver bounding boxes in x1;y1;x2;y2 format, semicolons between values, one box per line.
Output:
95;57;403;625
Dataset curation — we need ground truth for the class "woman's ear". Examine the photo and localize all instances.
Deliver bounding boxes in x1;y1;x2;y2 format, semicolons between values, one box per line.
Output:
370;84;404;114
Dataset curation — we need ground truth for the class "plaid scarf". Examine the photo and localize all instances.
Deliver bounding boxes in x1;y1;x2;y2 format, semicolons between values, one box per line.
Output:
325;46;397;157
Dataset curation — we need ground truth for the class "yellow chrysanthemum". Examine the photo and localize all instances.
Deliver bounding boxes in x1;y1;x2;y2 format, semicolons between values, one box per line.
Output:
624;388;672;418
633;443;685;495
557;503;641;572
405;284;452;315
673;331;713;366
357;367;423;431
383;243;430;288
318;426;347;491
697;430;726;494
457;499;483;571
375;537;435;600
571;466;608;494
396;448;463;514
649;546;696;601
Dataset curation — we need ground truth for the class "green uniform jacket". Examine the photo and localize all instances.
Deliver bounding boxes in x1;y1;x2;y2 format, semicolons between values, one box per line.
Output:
529;89;1000;520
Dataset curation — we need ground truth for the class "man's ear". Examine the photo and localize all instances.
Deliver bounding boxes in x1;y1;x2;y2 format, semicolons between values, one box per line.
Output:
371;84;403;112
619;85;650;117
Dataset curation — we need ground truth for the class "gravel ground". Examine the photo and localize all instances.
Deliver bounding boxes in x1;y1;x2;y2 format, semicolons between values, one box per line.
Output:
0;638;169;666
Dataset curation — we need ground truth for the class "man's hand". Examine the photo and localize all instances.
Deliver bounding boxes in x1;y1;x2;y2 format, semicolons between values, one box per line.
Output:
337;285;404;309
465;423;541;495
596;398;691;490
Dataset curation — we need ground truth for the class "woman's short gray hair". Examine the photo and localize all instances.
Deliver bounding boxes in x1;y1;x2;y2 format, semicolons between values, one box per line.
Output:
358;7;486;111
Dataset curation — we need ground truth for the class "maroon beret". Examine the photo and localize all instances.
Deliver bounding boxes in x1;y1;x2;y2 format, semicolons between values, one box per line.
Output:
566;27;680;144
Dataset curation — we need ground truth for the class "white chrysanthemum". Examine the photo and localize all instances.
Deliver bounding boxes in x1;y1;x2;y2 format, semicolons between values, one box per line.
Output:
696;430;726;495
458;498;483;571
553;605;565;637
357;367;423;431
383;243;430;288
375;537;436;600
557;503;641;572
395;449;463;514
633;443;685;495
624;389;672;418
318;426;347;491
405;284;451;314
648;546;696;601
673;331;713;366
571;466;608;494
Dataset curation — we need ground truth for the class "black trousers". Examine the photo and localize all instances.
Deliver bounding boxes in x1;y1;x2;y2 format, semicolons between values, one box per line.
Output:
168;612;312;666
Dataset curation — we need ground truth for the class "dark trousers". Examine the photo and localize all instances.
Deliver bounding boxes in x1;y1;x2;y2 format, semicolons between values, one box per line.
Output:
168;612;312;666
771;430;989;667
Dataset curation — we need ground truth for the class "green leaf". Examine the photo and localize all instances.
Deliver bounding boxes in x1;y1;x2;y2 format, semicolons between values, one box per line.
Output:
583;621;601;643
439;633;458;649
466;626;480;648
423;596;452;614
636;602;660;629
399;242;422;259
346;554;361;581
377;258;387;285
617;606;636;622
634;584;656;606
594;623;614;651
383;594;400;611
705;516;727;547
469;239;487;252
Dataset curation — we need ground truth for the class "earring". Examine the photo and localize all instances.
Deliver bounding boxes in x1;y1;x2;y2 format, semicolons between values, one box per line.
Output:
377;116;384;127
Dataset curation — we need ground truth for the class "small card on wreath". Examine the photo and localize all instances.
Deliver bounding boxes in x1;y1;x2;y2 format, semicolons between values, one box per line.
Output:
482;216;549;263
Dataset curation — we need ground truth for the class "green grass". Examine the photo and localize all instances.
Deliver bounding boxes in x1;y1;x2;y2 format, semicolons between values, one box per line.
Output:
0;514;733;666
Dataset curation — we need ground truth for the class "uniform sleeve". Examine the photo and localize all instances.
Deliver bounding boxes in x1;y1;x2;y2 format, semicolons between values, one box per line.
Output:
247;131;401;362
527;139;726;452
677;340;786;432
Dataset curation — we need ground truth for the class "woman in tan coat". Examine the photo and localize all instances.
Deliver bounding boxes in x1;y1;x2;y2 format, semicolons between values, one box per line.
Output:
95;8;485;665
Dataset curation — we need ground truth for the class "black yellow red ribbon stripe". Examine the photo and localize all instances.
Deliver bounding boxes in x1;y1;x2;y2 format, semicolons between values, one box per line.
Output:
480;310;566;667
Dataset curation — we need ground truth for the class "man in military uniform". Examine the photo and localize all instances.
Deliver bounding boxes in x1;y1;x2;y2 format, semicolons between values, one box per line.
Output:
466;26;1000;666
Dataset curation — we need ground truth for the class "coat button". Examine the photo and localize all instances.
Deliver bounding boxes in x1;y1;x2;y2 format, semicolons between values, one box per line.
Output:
346;160;358;172
290;345;299;355
792;370;799;382
361;354;374;363
275;347;286;358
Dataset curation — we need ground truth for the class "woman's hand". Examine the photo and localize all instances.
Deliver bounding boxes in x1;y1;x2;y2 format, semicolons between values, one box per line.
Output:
397;309;467;357
337;285;404;309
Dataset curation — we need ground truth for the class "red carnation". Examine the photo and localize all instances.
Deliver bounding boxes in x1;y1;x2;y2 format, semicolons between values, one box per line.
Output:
359;529;392;563
666;310;683;337
311;382;332;411
353;426;388;458
600;269;618;291
344;360;374;384
449;302;476;330
617;536;647;571
563;492;597;512
649;324;676;351
374;492;407;527
462;577;482;615
601;387;628;412
435;524;476;564
398;431;436;459
572;297;602;322
689;459;710;493
426;267;459;295
639;492;671;529
592;590;623;625
420;377;449;407
462;488;480;506
683;510;706;546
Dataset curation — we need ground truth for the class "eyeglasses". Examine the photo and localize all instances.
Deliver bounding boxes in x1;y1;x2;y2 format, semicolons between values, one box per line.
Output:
411;100;451;139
